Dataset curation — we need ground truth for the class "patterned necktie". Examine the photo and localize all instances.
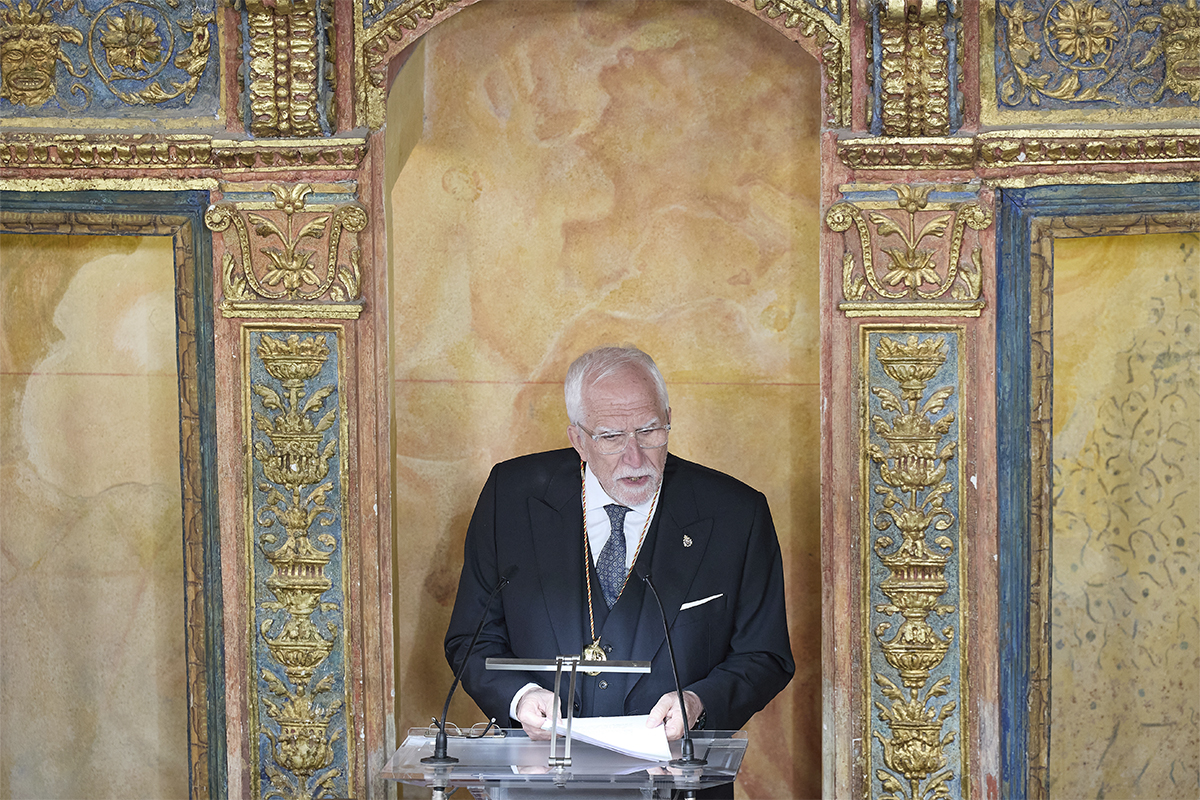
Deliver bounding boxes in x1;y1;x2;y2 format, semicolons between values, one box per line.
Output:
597;504;630;609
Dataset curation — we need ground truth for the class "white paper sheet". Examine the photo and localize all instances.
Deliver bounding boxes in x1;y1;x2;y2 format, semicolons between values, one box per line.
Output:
542;714;672;761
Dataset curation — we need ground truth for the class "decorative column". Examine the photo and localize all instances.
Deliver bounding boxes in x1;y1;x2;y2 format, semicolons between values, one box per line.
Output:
825;181;992;799
205;182;367;799
247;329;350;800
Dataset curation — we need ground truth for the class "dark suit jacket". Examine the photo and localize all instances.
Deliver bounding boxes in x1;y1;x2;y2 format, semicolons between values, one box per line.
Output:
444;448;794;731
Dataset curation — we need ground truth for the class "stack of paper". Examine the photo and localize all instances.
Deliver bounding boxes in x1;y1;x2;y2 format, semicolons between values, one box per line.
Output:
543;715;672;762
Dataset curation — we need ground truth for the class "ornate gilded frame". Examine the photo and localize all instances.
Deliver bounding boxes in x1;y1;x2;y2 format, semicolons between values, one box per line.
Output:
356;0;851;129
0;191;226;800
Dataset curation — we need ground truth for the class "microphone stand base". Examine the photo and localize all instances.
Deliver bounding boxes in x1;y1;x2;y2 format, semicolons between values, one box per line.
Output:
419;755;459;765
669;757;708;768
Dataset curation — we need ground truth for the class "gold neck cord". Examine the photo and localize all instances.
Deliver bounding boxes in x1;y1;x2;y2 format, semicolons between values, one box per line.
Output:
580;462;660;670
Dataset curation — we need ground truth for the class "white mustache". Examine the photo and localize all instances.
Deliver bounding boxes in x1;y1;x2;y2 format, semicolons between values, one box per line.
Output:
613;468;658;481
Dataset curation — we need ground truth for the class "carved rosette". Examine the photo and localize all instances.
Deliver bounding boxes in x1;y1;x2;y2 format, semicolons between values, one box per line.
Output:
994;0;1200;113
246;330;351;800
826;185;992;317
205;184;367;319
864;330;966;800
0;0;217;113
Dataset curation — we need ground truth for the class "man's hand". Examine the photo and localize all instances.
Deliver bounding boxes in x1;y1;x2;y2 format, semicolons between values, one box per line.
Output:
645;690;704;741
514;687;557;740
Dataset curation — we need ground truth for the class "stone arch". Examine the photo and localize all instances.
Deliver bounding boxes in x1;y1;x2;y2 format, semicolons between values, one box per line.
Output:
359;0;849;129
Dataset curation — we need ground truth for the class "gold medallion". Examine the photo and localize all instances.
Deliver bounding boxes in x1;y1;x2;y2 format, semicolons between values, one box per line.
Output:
583;638;606;675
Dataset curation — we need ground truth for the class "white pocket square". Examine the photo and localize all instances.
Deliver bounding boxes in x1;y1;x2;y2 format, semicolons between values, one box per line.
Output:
679;593;723;611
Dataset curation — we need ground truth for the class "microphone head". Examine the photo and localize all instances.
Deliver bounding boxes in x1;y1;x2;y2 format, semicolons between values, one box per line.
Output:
499;565;518;585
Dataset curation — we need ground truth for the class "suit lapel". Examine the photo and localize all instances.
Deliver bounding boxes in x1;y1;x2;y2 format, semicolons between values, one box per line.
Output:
529;458;585;657
629;457;713;669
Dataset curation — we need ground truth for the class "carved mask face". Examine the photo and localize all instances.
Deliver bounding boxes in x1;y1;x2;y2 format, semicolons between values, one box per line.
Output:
1163;25;1200;100
0;35;58;107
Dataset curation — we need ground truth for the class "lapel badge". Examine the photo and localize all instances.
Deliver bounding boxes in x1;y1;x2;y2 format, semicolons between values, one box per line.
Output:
682;534;693;548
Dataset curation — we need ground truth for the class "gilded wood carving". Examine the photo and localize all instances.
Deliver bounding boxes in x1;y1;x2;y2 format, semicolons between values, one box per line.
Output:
206;184;367;319
864;328;968;800
827;185;992;317
0;0;218;116
869;0;959;136
985;0;1200;124
246;328;353;800
240;0;334;137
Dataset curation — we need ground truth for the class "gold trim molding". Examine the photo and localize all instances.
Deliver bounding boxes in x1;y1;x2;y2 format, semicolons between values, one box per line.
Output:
0;134;369;173
976;130;1200;168
0;208;217;800
359;0;469;129
1024;212;1200;799
729;0;851;128
838;130;1200;171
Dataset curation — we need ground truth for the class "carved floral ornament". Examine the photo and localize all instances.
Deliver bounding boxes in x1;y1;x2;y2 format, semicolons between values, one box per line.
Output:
865;331;965;800
998;0;1200;107
205;184;368;319
0;0;214;110
825;185;993;317
248;330;351;800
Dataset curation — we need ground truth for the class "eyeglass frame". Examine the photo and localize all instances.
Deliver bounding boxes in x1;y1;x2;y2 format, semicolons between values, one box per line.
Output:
573;422;671;455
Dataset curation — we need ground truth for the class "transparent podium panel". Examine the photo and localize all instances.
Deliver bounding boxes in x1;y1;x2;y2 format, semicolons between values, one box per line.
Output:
380;728;747;799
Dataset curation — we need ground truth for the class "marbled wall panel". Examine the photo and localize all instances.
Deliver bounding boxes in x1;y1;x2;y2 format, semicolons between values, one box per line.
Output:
387;1;822;796
1049;232;1199;798
0;234;188;799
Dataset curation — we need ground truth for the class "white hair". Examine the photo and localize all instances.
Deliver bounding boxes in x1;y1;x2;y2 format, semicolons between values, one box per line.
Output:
564;346;669;426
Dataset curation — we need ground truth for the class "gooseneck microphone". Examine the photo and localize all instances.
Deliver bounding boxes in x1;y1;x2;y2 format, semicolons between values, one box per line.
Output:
422;565;517;764
638;571;707;768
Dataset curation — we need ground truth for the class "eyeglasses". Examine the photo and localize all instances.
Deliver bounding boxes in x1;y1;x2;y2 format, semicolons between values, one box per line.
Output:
423;719;506;739
575;423;670;455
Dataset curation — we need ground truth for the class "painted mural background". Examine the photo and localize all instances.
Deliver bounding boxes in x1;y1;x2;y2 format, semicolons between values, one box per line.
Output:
0;233;189;798
1050;231;1199;798
386;1;823;796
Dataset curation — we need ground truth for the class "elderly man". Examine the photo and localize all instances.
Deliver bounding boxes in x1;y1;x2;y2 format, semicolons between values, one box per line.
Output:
444;346;793;745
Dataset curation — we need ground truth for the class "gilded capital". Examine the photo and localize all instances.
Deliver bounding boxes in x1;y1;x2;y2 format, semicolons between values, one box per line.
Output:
205;184;368;319
826;184;993;317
